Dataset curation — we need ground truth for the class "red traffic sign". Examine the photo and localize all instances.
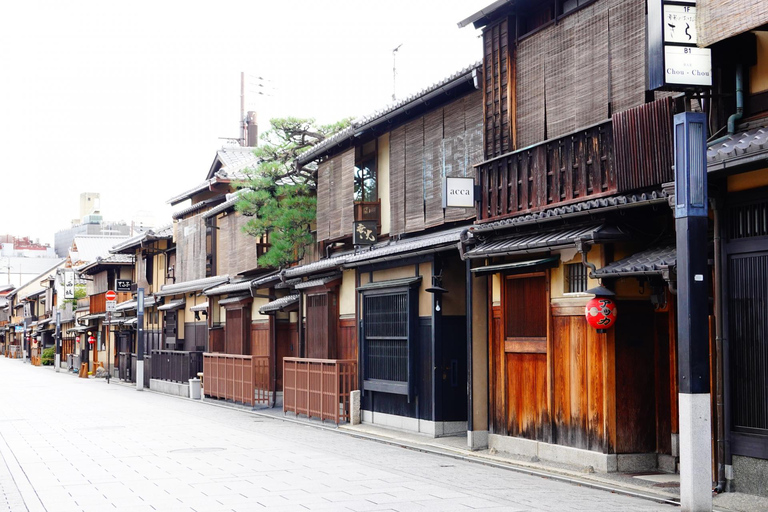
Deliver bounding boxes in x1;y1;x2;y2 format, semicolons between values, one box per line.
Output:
88;336;95;344
105;290;117;301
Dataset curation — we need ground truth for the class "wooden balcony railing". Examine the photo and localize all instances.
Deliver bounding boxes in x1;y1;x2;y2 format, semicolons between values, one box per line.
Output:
476;97;674;223
150;350;203;384
283;358;357;425
354;200;381;230
202;353;270;406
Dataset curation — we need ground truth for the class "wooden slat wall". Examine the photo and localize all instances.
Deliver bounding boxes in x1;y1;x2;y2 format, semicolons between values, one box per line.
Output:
697;0;768;48
389;125;406;235
340;149;355;238
176;214;206;283
511;0;646;148
423;109;444;228
443;96;468;224
483;17;511;158
316;159;330;241
218;212;262;276
490;306;506;435
608;1;647;115
404;118;425;232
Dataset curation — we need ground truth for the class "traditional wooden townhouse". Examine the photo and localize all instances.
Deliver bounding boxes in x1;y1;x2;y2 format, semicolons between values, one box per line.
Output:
0;286;11;356
695;0;768;497
456;0;686;473
197;191;294;408
4;261;65;364
66;235;129;375
107;225;173;386
156;146;272;398
277;63;484;431
77;255;135;377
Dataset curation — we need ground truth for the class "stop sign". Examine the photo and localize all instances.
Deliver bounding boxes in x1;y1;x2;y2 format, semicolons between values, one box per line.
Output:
105;290;117;301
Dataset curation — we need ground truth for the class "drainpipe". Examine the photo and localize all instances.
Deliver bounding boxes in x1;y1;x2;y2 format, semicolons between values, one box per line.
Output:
712;197;730;493
708;64;744;146
466;258;473;441
575;241;597;278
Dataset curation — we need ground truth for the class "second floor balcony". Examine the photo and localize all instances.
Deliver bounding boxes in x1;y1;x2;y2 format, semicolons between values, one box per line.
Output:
476;97;676;223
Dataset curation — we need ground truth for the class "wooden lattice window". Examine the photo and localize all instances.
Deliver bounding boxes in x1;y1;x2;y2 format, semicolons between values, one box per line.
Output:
565;263;587;293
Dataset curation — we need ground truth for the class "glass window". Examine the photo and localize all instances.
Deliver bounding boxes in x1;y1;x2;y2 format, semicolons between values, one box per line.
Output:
354;155;377;203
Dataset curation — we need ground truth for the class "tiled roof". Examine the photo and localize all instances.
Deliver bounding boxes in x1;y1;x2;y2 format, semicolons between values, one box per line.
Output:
78;253;135;274
707;124;768;169
70;235;129;265
168;147;257;205
172;196;226;220
283;226;467;279
204;279;251;296
298;62;481;165
259;294;299;314
465;224;631;259
157;299;185;311
593;244;676;279
202;189;249;219
110;224;173;254
470;191;670;234
156;275;229;297
293;273;342;290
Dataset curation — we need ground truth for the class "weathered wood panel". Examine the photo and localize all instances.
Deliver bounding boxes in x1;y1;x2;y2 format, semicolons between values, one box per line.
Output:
489;305;506;435
250;321;269;356
389;125;406;235
337;317;356;362
404;118;425;232
614;300;657;454
506;352;548;440
483;17;511;158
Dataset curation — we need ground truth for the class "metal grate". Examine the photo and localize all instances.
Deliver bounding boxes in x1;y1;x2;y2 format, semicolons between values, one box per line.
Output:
565;263;587;293
363;293;408;383
728;253;768;434
728;199;768;241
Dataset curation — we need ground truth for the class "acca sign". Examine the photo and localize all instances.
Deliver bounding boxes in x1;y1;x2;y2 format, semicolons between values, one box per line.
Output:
443;177;475;208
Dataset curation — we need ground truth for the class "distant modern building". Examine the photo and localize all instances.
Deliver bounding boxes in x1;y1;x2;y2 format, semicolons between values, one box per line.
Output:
53;192;151;257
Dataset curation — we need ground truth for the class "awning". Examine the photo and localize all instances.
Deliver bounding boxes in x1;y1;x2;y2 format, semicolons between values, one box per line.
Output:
283;226;466;279
66;326;89;334
115;299;137;312
357;276;422;292
204;279;251;296
156;275;229;297
189;302;209;312
471;256;560;276
464;224;630;259
157;299;185;311
218;295;251;306
259;295;299;314
124;318;138;326
294;273;342;290
78;313;106;322
593;244;676;279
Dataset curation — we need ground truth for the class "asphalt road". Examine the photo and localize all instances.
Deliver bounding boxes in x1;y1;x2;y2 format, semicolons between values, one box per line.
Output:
0;357;675;512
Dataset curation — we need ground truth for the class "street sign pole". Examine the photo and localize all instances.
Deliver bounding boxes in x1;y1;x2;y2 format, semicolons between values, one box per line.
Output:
55;311;61;372
674;112;712;512
106;310;111;384
136;288;145;391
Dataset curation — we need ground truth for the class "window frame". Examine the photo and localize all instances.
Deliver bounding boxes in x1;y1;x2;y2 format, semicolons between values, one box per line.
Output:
359;280;419;400
502;271;549;354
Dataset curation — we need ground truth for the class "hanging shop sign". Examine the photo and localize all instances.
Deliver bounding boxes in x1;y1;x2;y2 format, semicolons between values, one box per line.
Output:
63;270;76;299
354;221;378;246
648;0;711;90
443;177;475;208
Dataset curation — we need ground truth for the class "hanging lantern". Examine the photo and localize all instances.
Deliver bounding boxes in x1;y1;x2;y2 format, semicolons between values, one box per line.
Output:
584;286;617;333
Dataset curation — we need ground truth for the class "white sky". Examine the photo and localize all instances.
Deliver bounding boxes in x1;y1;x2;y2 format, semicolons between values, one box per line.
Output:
0;0;487;248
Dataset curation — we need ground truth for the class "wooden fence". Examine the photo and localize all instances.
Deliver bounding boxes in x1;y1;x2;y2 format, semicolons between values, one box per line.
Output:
118;352;151;387
150;350;203;383
283;358;357;425
202;353;270;406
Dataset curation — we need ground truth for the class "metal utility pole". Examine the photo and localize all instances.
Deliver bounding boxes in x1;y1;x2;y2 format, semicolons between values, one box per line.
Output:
240;71;246;145
392;44;403;102
674;111;712;512
136;288;145;391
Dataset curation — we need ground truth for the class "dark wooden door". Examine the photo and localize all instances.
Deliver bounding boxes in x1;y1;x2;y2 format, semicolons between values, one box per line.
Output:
306;292;338;359
163;310;178;348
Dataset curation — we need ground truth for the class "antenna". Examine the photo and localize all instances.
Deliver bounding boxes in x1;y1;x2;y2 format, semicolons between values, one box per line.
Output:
392;44;403;102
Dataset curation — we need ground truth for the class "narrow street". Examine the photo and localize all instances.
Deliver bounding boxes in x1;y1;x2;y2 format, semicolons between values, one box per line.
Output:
0;358;673;512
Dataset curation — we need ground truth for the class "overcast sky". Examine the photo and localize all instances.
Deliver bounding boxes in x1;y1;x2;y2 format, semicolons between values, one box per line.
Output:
0;0;487;249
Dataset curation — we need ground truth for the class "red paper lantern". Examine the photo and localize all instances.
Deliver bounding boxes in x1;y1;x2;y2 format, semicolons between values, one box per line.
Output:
585;296;617;332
